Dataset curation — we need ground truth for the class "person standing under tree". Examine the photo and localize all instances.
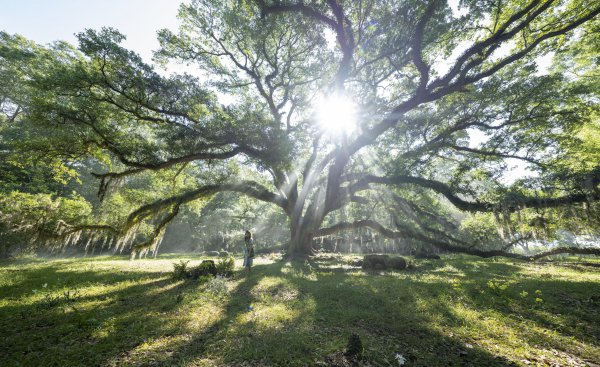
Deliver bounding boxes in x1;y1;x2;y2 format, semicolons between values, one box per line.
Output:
243;230;255;275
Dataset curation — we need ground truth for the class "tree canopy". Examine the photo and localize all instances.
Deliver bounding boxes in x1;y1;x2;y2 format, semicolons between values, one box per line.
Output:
1;0;599;259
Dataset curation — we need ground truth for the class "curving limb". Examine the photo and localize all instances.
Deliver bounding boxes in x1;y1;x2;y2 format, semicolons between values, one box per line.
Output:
348;174;600;213
315;219;600;260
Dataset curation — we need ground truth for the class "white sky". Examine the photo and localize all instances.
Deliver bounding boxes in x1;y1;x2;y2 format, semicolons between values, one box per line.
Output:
0;0;181;63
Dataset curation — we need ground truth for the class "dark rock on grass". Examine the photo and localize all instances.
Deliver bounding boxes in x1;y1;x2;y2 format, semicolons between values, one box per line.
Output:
414;252;441;260
386;256;407;270
345;333;363;360
362;254;407;270
362;254;389;270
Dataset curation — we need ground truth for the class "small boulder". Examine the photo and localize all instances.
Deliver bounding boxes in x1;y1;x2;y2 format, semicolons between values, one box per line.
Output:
362;254;389;270
387;256;407;270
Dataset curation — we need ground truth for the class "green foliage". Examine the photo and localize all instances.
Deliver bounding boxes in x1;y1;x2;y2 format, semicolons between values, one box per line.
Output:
172;258;234;280
171;260;190;280
216;257;235;277
0;192;92;257
460;213;503;248
189;260;217;279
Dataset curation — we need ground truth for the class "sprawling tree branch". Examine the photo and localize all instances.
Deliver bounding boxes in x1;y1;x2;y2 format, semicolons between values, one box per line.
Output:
315;219;600;260
349;174;600;212
126;181;287;228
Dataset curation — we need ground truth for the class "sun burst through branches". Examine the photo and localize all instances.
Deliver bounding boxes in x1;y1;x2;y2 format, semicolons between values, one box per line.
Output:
315;94;358;137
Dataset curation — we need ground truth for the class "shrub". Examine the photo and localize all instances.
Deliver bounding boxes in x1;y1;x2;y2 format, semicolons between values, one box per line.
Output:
172;258;232;280
362;254;389;270
172;260;190;280
216;257;235;277
189;260;217;279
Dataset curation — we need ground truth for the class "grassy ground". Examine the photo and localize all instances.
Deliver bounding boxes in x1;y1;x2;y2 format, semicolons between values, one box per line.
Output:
1;254;599;367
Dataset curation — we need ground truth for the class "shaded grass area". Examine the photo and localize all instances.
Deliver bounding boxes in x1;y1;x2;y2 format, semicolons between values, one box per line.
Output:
1;254;599;366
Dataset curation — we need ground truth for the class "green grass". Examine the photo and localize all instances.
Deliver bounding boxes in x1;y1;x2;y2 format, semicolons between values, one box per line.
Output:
1;254;599;366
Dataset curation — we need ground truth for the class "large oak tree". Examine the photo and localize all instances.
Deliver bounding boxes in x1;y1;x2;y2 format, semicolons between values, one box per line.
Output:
1;0;599;258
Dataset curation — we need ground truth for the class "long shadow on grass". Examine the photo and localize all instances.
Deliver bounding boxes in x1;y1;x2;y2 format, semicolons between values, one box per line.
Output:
449;259;600;354
159;259;518;366
158;261;292;365
8;257;595;366
0;262;162;299
0;260;200;367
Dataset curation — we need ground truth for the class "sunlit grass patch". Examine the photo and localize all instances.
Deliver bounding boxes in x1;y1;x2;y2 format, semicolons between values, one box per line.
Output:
1;254;599;366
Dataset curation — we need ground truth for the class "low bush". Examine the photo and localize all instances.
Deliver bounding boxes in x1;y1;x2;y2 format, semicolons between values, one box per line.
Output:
172;260;190;280
386;256;407;270
172;259;228;280
362;254;389;270
189;260;217;279
216;257;235;277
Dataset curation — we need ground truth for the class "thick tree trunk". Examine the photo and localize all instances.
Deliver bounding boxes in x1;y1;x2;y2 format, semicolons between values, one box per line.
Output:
288;228;314;258
287;213;322;258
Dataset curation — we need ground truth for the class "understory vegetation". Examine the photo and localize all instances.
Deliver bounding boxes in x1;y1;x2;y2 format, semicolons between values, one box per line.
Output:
1;254;599;366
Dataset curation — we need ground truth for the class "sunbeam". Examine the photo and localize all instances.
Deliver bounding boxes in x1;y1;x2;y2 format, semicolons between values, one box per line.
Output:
314;94;358;137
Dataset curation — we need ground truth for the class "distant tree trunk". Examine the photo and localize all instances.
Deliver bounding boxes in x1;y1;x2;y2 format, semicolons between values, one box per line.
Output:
359;228;363;253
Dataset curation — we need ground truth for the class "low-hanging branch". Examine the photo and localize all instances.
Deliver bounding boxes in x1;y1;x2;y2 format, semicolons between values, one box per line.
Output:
130;203;181;258
90;147;247;200
125;180;288;229
56;221;119;236
314;219;600;260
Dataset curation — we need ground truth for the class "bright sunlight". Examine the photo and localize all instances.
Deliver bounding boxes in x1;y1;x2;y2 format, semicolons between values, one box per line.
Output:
315;94;358;136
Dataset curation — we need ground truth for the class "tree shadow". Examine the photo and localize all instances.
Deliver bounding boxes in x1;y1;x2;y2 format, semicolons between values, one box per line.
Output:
157;259;519;366
449;259;600;350
3;256;598;366
1;260;197;366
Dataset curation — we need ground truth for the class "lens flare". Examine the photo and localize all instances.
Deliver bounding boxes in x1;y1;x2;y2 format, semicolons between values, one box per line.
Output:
315;94;357;136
